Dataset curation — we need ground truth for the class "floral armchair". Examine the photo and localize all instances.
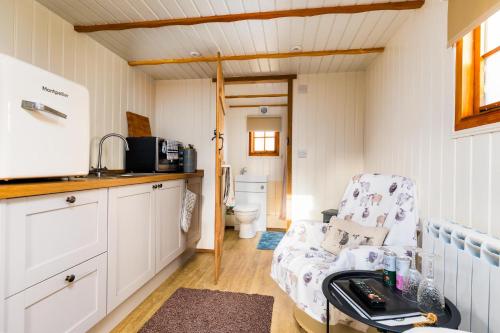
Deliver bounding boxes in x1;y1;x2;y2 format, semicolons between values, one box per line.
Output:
271;173;418;325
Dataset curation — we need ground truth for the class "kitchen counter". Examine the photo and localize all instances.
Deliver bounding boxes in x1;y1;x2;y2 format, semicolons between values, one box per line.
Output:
0;170;204;199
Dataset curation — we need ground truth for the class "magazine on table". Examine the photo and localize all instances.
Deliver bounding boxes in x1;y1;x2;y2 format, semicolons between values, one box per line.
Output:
331;278;421;321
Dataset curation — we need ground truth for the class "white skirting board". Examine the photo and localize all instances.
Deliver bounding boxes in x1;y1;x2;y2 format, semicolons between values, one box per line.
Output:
88;248;196;333
423;219;500;333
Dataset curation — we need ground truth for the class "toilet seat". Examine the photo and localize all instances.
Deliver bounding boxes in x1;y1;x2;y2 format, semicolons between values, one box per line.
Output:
234;204;259;213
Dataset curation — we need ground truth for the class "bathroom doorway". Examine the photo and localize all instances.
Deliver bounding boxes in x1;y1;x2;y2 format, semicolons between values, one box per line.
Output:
214;73;296;283
222;75;295;231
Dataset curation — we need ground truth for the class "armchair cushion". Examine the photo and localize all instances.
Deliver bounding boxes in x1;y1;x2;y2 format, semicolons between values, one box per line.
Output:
321;219;389;255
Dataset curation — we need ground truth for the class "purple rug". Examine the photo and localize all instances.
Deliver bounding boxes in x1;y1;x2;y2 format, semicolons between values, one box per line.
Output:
139;288;274;333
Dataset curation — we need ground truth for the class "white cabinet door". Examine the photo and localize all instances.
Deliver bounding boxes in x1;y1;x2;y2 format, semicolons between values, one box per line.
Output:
187;177;202;245
155;180;185;273
108;183;155;312
0;201;6;332
4;189;107;297
5;253;107;333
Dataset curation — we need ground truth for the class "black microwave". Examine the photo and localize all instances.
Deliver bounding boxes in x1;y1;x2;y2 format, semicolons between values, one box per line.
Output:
125;137;182;173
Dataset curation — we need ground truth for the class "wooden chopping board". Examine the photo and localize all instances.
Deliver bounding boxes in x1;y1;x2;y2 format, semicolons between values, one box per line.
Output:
126;111;152;137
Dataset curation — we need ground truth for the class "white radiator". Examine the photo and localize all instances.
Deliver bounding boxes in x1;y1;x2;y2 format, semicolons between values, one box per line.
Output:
422;219;500;333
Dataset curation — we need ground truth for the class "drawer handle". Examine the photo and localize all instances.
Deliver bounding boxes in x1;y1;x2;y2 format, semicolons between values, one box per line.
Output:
66;196;76;204
65;274;76;283
159;183;163;189
260;185;264;190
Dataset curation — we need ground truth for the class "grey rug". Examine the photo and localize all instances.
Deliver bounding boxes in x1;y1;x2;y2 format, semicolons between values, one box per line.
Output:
139;288;274;333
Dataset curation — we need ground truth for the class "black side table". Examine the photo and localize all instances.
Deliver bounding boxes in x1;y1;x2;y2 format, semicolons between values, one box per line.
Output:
322;270;461;333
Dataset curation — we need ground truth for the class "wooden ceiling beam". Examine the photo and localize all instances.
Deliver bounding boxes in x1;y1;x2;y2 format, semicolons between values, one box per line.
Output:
128;48;384;67
219;75;297;85
226;94;288;99
74;1;424;32
230;104;288;108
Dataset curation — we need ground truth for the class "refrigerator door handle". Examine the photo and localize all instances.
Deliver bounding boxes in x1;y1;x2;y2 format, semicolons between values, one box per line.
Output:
21;100;68;119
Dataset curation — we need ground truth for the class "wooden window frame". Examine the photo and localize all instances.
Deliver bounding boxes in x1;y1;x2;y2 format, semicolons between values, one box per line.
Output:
248;131;280;157
455;25;500;131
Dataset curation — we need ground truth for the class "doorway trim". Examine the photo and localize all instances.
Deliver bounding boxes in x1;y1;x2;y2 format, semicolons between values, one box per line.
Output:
216;74;296;228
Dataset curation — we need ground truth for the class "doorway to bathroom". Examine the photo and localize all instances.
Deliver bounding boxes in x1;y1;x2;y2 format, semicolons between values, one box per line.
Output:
224;76;295;232
214;73;295;283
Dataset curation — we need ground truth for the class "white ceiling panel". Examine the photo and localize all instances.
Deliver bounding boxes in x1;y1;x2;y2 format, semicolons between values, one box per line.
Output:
37;0;422;79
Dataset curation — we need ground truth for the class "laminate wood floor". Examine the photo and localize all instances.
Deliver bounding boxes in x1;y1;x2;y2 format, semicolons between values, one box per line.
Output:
112;229;304;333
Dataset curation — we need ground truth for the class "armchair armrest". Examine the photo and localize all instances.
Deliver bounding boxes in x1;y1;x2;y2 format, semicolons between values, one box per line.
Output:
285;220;326;246
321;209;339;223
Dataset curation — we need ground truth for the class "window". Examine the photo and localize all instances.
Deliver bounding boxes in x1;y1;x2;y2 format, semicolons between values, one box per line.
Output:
249;131;279;156
455;10;500;131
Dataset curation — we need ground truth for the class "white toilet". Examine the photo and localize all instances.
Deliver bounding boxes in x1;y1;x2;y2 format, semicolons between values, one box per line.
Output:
233;175;268;239
233;204;260;238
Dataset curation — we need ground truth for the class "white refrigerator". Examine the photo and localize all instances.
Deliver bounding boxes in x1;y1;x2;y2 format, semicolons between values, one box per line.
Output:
0;54;89;180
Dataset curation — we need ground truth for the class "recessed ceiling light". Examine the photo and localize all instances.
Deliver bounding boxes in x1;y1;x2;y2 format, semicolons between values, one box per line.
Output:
190;51;201;57
291;45;302;52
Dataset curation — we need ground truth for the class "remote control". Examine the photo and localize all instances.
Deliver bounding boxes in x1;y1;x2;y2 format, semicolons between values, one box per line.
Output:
349;279;386;309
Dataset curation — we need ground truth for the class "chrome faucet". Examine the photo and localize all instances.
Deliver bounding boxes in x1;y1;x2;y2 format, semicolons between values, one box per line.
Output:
94;133;129;177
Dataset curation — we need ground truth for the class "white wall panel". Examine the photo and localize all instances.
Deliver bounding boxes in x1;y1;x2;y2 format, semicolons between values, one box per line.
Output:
364;0;500;237
491;132;500;236
454;138;471;226
0;0;155;170
155;79;215;250
470;135;491;233
292;72;365;221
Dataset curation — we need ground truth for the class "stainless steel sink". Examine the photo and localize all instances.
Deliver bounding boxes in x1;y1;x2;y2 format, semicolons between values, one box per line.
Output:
81;172;158;179
117;173;157;178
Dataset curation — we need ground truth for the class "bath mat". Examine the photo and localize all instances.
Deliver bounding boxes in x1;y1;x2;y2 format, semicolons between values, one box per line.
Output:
139;288;274;333
257;231;285;250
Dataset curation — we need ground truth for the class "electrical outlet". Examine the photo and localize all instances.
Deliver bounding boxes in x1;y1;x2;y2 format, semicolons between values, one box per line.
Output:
298;84;308;94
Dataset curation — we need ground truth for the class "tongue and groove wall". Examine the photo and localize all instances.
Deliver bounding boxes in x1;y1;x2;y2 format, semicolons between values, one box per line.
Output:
0;0;155;170
364;0;500;238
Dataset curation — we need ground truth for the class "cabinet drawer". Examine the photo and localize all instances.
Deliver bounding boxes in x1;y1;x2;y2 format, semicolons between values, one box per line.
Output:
235;182;267;193
4;254;107;333
5;189;107;297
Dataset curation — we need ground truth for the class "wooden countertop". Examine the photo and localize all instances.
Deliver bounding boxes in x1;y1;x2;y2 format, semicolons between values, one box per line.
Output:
0;170;204;200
